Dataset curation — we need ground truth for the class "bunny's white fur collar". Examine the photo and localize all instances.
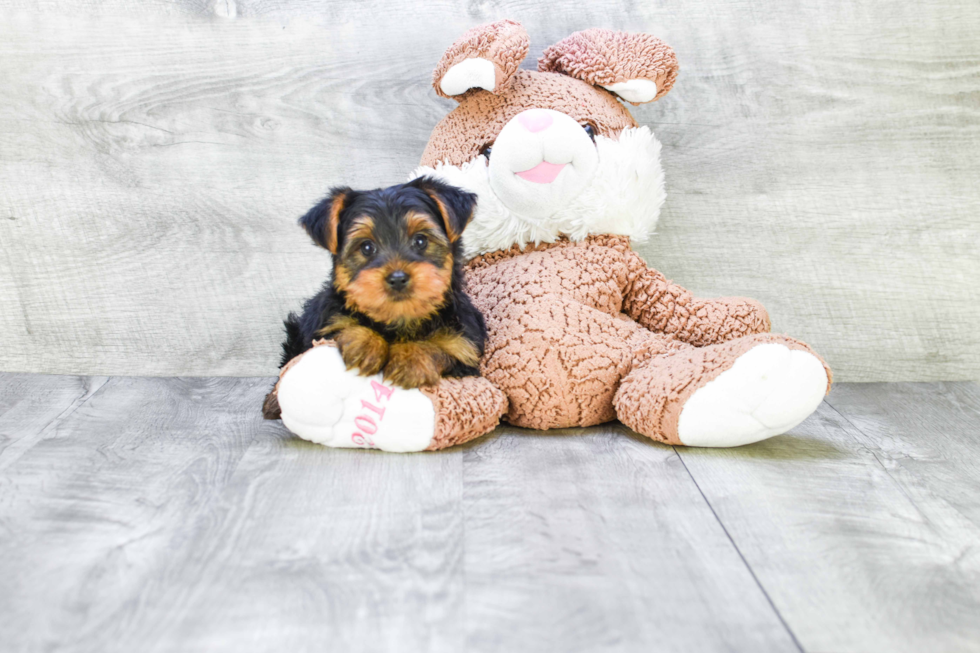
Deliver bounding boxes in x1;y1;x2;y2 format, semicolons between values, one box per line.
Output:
410;126;666;258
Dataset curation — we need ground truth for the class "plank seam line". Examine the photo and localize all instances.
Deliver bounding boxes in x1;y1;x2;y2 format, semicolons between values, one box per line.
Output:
820;396;941;530
673;446;805;653
0;376;111;473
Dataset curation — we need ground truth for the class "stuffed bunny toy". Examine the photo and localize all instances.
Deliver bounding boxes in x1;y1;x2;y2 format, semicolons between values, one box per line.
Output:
268;20;831;452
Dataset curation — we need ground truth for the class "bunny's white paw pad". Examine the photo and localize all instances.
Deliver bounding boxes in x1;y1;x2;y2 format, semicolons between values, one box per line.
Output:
276;346;435;452
677;344;827;448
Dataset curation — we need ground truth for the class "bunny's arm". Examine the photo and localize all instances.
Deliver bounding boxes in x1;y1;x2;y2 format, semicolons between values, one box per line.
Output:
621;250;770;347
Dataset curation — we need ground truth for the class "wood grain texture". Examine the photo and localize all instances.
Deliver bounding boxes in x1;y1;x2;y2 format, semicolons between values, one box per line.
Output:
2;375;980;650
675;384;980;652
0;375;273;653
0;373;108;470
0;373;800;653
0;1;978;379
136;421;473;653
457;425;798;652
131;424;800;653
826;382;980;542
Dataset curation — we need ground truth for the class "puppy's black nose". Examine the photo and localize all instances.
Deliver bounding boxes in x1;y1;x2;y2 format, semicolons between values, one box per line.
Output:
385;270;410;290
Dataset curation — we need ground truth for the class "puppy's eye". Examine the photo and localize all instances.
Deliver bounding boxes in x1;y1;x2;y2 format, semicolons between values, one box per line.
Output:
479;143;493;160
359;240;376;258
582;123;596;141
412;234;428;251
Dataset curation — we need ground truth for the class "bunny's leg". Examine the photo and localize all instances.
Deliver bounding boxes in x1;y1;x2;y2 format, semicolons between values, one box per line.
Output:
268;342;506;452
614;333;831;447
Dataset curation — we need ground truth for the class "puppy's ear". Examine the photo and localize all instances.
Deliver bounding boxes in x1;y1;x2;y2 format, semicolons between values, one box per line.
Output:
299;186;353;254
410;177;477;243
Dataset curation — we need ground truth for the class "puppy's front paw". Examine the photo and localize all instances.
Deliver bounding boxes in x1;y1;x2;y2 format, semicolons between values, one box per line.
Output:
334;326;389;376
384;342;445;389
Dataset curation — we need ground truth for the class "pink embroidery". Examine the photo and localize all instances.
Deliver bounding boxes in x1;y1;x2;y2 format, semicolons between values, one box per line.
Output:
351;380;395;448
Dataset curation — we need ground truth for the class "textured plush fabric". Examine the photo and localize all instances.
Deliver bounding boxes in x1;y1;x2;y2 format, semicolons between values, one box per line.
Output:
421;70;637;168
538;28;679;104
432;19;529;100
615;333;832;445
421;376;508;450
623;258;772;346
465;235;784;430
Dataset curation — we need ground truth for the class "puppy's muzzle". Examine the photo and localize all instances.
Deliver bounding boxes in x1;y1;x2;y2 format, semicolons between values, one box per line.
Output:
386;270;410;292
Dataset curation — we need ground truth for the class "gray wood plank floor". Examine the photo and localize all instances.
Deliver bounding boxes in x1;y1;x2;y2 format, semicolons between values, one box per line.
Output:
1;375;978;653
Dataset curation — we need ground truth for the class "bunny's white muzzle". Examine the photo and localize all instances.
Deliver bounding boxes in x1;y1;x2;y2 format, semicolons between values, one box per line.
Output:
488;108;599;220
411;125;667;258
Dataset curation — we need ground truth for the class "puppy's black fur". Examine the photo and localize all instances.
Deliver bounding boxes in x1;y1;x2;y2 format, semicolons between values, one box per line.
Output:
264;177;486;419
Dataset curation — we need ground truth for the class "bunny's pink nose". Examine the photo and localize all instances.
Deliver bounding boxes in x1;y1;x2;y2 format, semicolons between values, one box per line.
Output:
517;109;553;133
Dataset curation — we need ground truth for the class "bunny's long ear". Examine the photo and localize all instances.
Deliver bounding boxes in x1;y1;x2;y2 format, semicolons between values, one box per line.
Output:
538;29;679;105
432;19;529;100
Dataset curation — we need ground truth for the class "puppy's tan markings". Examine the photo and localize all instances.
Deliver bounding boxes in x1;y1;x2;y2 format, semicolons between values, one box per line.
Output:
320;315;390;375
384;341;445;388
421;192;461;242
345;261;451;324
324;191;348;254
343;268;392;319
333;264;352;292
405;211;446;242
383;329;481;388
428;329;482;367
344;216;376;250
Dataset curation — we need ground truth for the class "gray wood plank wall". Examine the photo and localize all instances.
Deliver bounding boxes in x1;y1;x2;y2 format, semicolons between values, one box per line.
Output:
1;1;978;379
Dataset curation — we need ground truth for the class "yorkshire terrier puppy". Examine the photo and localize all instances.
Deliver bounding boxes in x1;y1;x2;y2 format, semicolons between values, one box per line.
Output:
263;177;486;419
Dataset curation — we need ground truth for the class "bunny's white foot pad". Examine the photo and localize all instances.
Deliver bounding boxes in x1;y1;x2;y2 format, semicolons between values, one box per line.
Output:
276;346;435;452
677;344;828;448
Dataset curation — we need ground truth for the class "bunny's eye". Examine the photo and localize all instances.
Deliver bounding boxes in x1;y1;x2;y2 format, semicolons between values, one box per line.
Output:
479;143;493;160
582;123;596;141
